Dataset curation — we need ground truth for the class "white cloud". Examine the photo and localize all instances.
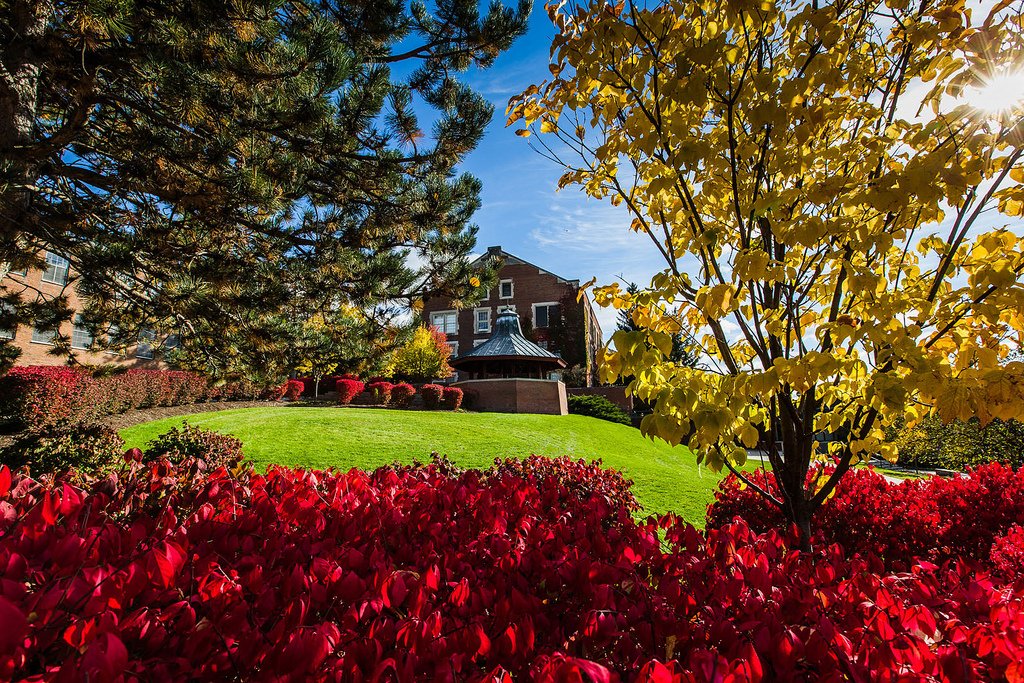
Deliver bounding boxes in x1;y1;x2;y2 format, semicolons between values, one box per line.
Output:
525;190;699;341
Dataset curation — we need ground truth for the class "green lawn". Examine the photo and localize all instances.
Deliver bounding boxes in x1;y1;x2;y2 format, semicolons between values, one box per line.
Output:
120;407;741;522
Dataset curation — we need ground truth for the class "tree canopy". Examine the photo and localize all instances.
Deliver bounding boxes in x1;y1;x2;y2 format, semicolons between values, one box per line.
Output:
510;0;1024;546
385;324;454;382
1;0;529;375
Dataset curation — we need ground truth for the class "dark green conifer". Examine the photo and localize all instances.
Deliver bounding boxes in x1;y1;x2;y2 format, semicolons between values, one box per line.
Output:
0;0;529;375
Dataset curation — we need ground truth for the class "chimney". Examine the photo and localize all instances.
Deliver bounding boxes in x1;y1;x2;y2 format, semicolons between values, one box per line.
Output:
486;246;502;256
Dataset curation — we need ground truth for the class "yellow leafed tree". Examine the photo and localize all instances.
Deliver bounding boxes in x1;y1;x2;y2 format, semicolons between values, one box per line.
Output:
385;326;455;383
510;0;1024;547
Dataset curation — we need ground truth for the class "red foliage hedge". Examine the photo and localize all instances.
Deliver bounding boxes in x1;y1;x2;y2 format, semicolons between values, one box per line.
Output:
367;381;393;405
390;383;415;408
2;454;1023;681
335;378;364;405
420;383;443;409
283;380;304;401
706;463;1024;569
442;386;463;411
0;367;287;432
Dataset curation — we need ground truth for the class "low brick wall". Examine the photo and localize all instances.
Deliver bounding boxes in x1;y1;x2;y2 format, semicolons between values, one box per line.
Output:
454;379;567;415
566;386;633;413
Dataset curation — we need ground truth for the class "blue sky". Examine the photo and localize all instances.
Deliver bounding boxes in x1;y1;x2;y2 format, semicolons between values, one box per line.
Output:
451;6;665;339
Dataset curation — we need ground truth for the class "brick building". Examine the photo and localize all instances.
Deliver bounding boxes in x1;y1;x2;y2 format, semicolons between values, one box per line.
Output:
1;252;165;368
421;246;604;385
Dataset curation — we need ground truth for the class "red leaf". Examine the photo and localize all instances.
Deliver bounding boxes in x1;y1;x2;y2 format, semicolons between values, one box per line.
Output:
574;658;612;683
150;541;186;588
0;597;26;655
0;466;11;498
80;632;128;683
637;660;676;683
41;490;58;524
451;578;470;606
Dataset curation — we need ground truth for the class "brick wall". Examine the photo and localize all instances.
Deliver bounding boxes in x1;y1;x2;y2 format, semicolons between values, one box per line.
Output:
2;264;164;369
454;378;568;415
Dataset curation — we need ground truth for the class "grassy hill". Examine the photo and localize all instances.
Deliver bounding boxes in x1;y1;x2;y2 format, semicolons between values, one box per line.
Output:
120;407;742;522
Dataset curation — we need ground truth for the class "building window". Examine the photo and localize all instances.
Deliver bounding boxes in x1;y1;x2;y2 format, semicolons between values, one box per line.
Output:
41;252;70;285
0;303;14;340
473;338;486;348
499;279;514;299
430;310;458;335
498;304;516;314
31;326;56;345
136;329;156;359
474;307;491;334
446;341;458;356
7;268;27;277
533;302;560;328
71;316;93;350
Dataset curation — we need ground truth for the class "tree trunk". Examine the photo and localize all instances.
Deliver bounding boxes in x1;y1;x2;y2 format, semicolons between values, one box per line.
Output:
776;400;815;552
0;0;52;255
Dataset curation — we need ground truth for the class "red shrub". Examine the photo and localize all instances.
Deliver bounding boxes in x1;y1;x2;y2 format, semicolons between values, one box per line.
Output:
441;386;463;410
0;366;284;432
260;383;286;401
707;463;1024;568
1;456;1023;681
991;525;1024;582
283;380;304;401
366;381;393;405
390;383;416;408
420;383;443;409
0;366;103;430
335;379;364;405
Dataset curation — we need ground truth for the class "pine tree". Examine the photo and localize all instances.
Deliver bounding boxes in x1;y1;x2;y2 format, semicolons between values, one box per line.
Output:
0;0;530;375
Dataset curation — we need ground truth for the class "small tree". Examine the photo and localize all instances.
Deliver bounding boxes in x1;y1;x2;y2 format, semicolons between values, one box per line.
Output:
386;326;454;383
511;0;1024;549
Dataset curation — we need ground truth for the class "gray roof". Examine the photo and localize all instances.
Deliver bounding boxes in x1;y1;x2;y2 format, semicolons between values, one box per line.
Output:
452;311;563;364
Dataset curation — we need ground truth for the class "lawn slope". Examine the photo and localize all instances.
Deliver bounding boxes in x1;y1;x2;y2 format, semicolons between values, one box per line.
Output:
120;407;735;521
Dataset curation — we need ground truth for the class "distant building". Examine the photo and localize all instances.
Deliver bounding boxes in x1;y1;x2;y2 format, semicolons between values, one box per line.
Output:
1;252;166;368
421;246;603;385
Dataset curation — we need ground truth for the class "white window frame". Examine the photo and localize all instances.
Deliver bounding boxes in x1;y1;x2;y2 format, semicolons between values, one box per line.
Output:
41;252;70;285
31;326;57;345
474;307;491;334
446;341;459;356
473;338;486;348
499;279;514;299
532;301;560;329
430;310;458;335
6;267;27;277
71;316;93;350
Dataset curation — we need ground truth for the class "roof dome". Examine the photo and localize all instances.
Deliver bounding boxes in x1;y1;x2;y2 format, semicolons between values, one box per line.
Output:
451;311;565;369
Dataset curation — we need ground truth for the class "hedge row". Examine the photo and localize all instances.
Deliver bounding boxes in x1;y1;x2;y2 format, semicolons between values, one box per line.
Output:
0;366;295;432
1;453;1022;680
335;380;462;410
567;394;631;425
707;462;1024;570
